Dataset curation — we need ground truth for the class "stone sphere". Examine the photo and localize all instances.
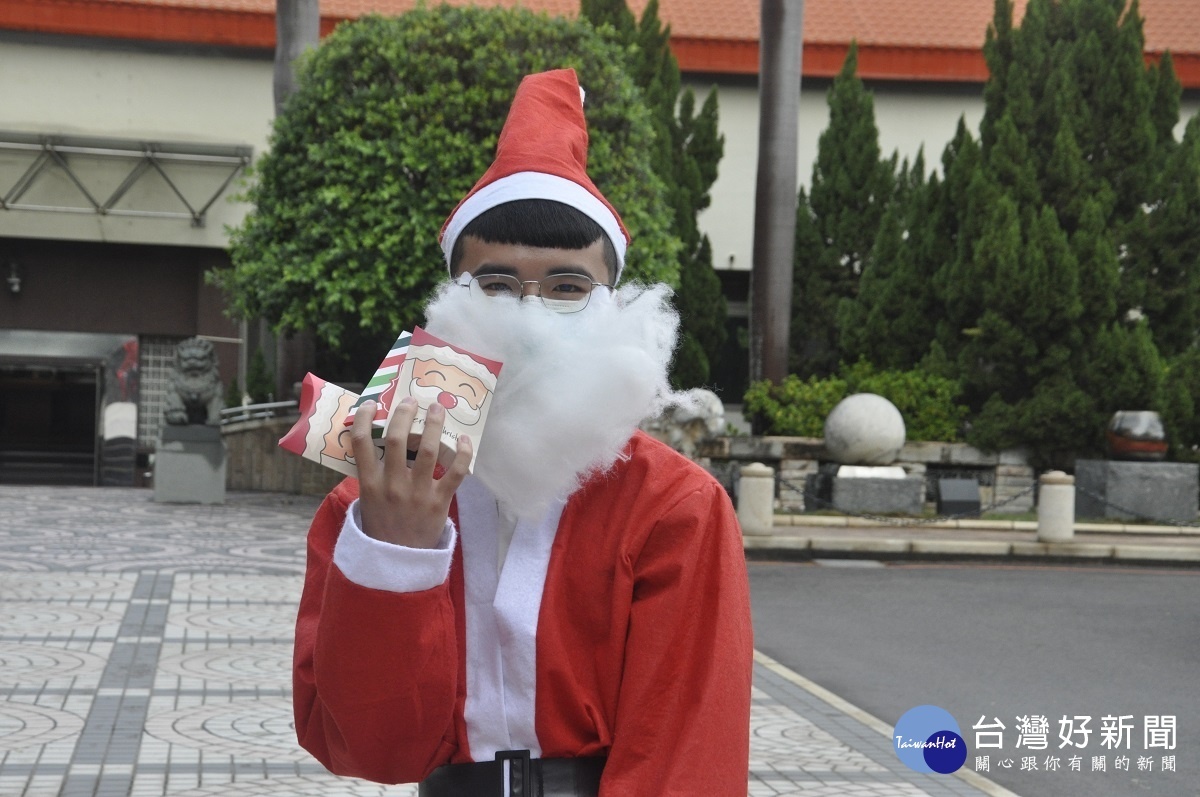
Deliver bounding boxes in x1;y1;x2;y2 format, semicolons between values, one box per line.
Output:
823;393;906;465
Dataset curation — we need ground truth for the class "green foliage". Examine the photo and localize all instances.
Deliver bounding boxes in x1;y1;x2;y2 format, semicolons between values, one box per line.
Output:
840;360;969;443
971;320;1166;468
926;0;1197;465
224;377;243;409
245;349;275;404
213;7;678;370
743;374;847;438
968;374;1098;468
1126;116;1200;357
839;152;940;369
583;0;727;388
931;120;987;361
792;43;895;377
744;360;968;442
800;0;1200;466
1160;348;1200;462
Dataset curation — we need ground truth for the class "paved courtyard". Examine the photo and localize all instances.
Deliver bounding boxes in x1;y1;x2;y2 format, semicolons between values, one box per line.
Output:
0;485;1014;797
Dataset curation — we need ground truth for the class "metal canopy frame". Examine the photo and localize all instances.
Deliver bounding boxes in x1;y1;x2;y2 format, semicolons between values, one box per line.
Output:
0;131;252;227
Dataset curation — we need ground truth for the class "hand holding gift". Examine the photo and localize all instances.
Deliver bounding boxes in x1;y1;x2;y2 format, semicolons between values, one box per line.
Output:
348;396;472;547
278;328;502;480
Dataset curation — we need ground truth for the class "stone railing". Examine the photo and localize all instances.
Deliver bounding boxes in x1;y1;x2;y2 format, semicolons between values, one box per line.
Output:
222;417;344;496
696;436;1035;514
221;420;1037;513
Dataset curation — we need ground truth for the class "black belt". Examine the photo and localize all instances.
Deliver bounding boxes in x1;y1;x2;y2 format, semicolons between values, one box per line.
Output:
419;750;606;797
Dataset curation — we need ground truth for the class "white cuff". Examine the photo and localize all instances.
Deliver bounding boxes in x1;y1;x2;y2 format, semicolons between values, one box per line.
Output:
333;499;456;593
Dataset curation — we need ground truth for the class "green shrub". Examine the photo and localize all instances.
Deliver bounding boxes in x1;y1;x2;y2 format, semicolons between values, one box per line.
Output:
224;377;243;409
213;7;678;369
743;374;848;438
841;359;968;442
744;360;968;441
245;349;275;404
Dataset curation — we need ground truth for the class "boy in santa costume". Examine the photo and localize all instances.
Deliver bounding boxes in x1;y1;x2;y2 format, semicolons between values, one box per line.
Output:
293;68;752;797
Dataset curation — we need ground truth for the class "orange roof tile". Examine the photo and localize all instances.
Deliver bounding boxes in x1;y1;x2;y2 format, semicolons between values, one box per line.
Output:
1;0;1197;86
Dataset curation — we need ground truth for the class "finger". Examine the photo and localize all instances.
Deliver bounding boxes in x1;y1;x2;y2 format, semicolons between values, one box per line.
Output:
411;402;445;482
349;401;382;484
438;433;473;498
385;396;419;450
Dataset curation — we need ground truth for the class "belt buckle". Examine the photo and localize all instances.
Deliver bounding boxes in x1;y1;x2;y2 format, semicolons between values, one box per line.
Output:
495;749;532;797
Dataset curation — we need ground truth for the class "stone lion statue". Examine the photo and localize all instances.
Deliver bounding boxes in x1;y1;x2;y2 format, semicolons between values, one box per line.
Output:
641;388;726;459
164;337;225;425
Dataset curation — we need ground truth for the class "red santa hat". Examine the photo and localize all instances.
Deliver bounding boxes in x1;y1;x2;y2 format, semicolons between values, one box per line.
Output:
439;68;630;281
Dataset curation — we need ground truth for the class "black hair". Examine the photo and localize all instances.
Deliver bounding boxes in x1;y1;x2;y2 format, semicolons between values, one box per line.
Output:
449;198;619;282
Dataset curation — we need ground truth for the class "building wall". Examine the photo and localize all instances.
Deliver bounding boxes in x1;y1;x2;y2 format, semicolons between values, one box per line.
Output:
691;75;1200;275
0;37;273;248
7;35;1194;277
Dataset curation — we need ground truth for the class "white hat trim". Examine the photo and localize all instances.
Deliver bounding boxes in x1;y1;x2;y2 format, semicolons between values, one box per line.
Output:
442;171;627;279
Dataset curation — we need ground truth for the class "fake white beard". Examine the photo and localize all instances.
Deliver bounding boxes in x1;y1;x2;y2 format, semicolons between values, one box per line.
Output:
424;278;690;519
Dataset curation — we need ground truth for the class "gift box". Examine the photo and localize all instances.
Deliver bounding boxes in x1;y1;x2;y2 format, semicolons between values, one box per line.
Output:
279;328;501;477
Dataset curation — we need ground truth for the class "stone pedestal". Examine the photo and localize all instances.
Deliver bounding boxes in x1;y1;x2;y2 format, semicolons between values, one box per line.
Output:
154;425;227;504
1074;459;1198;522
807;464;924;514
832;476;925;515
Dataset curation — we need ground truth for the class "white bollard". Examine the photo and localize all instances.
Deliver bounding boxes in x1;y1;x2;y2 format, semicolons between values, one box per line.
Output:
737;462;776;536
1037;470;1075;542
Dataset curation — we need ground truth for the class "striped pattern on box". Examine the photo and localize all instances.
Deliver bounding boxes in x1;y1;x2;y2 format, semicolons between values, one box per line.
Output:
346;331;411;431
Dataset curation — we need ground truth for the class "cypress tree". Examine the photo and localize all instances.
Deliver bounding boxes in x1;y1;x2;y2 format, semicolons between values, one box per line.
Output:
580;0;634;35
1161;348;1200;461
582;0;728;389
930;119;986;362
1128;116;1200;357
1149;51;1182;162
839;152;939;369
934;0;1191;465
791;43;895;376
1070;196;1121;335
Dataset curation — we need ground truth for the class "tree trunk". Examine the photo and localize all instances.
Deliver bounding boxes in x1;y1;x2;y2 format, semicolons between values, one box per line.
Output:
271;0;320;398
750;0;804;385
274;0;320;116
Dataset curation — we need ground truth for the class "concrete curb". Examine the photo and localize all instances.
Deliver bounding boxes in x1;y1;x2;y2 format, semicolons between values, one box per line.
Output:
744;533;1200;565
754;650;1024;797
775;514;1200;536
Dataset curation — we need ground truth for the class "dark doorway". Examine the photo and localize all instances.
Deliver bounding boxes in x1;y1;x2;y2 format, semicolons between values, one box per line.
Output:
0;364;99;485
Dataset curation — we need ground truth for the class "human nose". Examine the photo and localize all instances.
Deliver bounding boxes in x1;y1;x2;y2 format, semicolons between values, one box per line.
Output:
518;280;541;298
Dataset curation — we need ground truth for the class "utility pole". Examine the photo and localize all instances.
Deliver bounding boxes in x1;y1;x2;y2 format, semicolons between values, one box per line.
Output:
274;0;321;116
749;0;804;386
266;0;321;400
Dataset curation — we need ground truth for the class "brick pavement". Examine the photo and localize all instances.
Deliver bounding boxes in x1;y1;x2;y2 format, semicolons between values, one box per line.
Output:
0;486;1014;797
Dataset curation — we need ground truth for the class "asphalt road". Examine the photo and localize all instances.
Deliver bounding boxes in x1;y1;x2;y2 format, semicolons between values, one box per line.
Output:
748;559;1200;797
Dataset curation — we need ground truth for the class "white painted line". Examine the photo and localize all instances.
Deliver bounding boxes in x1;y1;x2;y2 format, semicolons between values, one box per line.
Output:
812;558;885;568
753;649;1025;797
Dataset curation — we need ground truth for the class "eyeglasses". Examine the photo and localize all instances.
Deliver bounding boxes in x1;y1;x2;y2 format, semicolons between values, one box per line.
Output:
464;273;613;314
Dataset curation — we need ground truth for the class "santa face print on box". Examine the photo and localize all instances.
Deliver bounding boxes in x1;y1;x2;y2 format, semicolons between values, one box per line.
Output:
392;327;502;471
409;356;489;425
279;327;501;476
278;373;384;478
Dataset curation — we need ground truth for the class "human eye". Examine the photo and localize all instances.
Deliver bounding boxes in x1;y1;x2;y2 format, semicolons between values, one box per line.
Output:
475;275;518;296
543;275;592;298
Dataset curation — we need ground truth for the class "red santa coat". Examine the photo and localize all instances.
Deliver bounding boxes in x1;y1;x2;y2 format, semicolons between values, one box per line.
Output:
293;431;753;795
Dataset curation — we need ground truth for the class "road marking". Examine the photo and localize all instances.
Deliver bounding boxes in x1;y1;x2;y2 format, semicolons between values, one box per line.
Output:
812;558;886;568
753;649;1025;797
